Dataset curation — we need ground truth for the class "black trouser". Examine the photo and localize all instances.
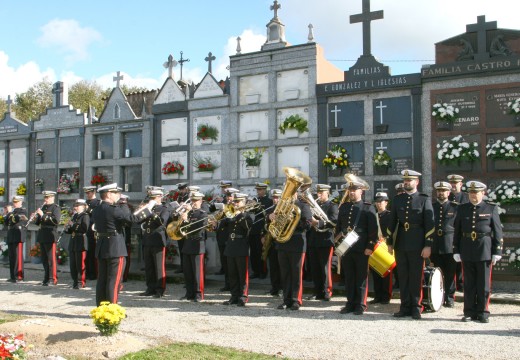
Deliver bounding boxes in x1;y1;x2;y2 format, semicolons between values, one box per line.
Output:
342;251;369;311
278;250;305;306
370;268;392;302
218;241;230;288
96;257;126;306
309;246;334;298
431;253;457;303
395;249;425;314
123;245;131;282
227;255;249;302
456;262;464;289
144;246;166;295
268;246;281;293
462;260;492;319
177;239;185;271
183;253;204;300
40;242;57;284
249;233;266;276
8;242;24;281
70;250;86;287
85;234;97;279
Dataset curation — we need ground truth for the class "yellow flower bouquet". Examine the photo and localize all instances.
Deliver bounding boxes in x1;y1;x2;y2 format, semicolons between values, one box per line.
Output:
322;144;349;170
90;301;126;336
16;183;26;195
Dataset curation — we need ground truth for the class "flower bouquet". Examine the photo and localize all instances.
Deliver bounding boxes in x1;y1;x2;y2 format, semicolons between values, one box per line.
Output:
507;98;520;115
30;243;42;257
0;333;29;359
59;207;72;226
16;183;26;196
166;190;180;202
242;147;266;167
56;246;68;265
91;173;107;187
196;123;219;142
166;243;179;261
432;102;460;122
486;136;520;162
90;301;126;336
57;174;72;194
487;180;520;206
505;247;520;270
162;161;185;175
0;241;7;257
322;144;349;170
436;135;480;165
193;155;219;173
278;114;309;135
72;170;80;187
0;187;4;196
373;149;392;168
34;178;44;187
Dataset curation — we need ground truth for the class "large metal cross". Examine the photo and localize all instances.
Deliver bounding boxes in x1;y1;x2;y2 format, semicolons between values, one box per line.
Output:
205;52;216;73
467;15;497;61
350;0;384;56
179;51;190;80
270;0;281;19
163;54;178;78
376;100;387;124
52;82;64;106
6;95;12;112
330;105;342;128
113;71;124;87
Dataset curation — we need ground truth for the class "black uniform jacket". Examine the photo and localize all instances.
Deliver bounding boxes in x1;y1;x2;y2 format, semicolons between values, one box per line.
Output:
86;198;102;237
277;200;313;253
377;209;391;239
91;201;129;259
449;191;469;204
308;200;338;248
223;212;253;257
181;208;207;255
432;201;458;255
6;207;28;244
386;192;435;251
453;201;503;262
64;212;90;251
250;195;273;235
35;203;61;244
335;200;378;253
140;204;170;247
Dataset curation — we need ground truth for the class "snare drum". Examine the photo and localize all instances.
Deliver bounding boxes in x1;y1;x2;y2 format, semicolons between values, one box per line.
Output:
422;266;444;312
368;241;396;278
334;230;359;258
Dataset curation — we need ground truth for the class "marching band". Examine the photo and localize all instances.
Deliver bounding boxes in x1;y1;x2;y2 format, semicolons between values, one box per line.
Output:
4;167;504;323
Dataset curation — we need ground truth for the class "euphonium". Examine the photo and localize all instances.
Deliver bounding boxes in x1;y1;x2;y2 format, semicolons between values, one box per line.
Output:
166;200;191;241
300;188;336;232
268;167;312;243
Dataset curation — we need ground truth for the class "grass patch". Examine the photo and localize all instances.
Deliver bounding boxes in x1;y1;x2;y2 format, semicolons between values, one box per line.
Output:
118;342;287;360
0;311;25;325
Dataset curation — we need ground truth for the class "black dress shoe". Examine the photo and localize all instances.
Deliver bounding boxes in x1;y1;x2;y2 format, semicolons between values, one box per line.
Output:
307;295;318;301
237;300;246;307
139;291;155;296
444;301;455;308
461;315;473;322
411;312;422;320
290;303;300;311
340;307;354;314
223;299;238;305
477;315;489;323
277;304;288;310
41;282;49;286
323;296;331;302
7;279;16;283
393;311;411;318
369;298;381;304
353;309;364;315
270;290;281;296
220;286;231;292
154;293;164;298
249;273;259;279
73;284;79;290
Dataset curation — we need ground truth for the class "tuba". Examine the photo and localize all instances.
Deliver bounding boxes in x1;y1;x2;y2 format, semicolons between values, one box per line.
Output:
268;167;312;243
300;188;336;232
339;173;370;204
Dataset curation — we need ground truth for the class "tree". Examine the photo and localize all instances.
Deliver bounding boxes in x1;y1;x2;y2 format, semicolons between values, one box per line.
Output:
0;98;6;117
68;80;105;116
15;78;52;123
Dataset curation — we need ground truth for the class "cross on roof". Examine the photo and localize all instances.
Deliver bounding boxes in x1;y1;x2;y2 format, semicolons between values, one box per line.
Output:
270;0;281;19
6;95;12;113
113;71;124;87
52;82;64;106
466;15;497;61
178;51;190;80
163;54;178;79
350;0;384;56
205;52;216;73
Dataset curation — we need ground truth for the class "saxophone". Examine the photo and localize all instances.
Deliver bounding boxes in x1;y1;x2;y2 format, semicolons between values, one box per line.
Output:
268;167;312;243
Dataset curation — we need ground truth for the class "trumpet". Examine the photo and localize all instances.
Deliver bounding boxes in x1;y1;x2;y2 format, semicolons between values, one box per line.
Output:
24;203;44;228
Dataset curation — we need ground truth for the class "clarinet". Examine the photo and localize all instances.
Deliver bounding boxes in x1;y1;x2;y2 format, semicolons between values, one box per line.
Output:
24;203;45;228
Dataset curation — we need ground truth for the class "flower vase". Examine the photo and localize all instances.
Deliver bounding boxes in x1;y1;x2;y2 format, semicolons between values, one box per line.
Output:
493;159;520;171
283;129;299;139
374;166;389;175
441;161;473;172
167;173;180;180
199;171;214;179
246;166;259;178
328;168;345;177
31;256;42;264
199;138;213;145
245;131;261;141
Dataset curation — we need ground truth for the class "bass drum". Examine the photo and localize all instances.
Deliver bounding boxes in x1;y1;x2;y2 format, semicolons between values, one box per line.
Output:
422;267;444;312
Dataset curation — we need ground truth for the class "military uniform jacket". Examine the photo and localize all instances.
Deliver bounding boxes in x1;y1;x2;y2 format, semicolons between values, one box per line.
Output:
386;192;435;251
181;209;207;255
6;207;28;244
35;203;61;244
223;212;253;257
432;201;458;255
141;204;170;247
277;200;313;253
119;203;133;246
449;191;469;204
64;212;90;251
250;195;273;235
335;200;378;253
86;198;102;238
377;209;391;239
453;201;503;262
308;200;338;248
91;201;128;259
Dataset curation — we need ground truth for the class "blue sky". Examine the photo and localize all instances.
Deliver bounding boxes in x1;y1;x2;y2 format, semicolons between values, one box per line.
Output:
0;0;518;98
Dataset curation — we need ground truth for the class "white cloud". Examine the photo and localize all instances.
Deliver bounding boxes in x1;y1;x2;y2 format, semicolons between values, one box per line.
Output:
37;19;103;64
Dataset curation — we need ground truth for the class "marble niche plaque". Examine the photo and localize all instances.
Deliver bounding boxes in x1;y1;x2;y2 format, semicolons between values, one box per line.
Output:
328;101;364;137
193;115;221;146
239;74;268;105
345;142;365;176
276;69;309;101
192;150;222;181
380;138;413;175
161;117;188;147
372;96;412;134
9;148;27;173
0;150;5;173
161;151;188;181
239;111;269;142
433;91;480;130
276;145;309;177
485;87;520;128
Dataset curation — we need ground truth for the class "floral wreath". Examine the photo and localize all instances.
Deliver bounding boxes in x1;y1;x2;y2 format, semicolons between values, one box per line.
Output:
322;144;349;170
373;149;392;168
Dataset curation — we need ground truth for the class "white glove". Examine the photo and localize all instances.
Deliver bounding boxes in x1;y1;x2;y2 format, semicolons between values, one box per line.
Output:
492;255;502;265
453;254;461;262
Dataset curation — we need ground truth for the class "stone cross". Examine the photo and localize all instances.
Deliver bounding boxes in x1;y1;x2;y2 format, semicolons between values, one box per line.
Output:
330;105;341;128
52;81;65;107
350;0;384;56
270;0;281;19
179;51;190;80
236;37;242;55
375;141;387;151
205;52;216;73
163;54;178;78
113;71;124;87
307;24;314;43
6;95;12;113
466;15;497;61
376;100;387;124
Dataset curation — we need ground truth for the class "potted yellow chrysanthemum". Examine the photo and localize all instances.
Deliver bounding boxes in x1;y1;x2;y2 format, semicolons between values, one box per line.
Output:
90;301;126;336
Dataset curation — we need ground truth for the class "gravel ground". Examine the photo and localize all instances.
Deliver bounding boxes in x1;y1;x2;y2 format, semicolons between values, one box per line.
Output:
0;265;519;360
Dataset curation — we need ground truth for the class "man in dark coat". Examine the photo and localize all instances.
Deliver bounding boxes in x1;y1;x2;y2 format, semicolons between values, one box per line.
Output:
387;170;435;320
454;181;503;323
63;199;90;289
6;196;27;282
249;183;273;279
84;186;102;280
263;189;282;296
